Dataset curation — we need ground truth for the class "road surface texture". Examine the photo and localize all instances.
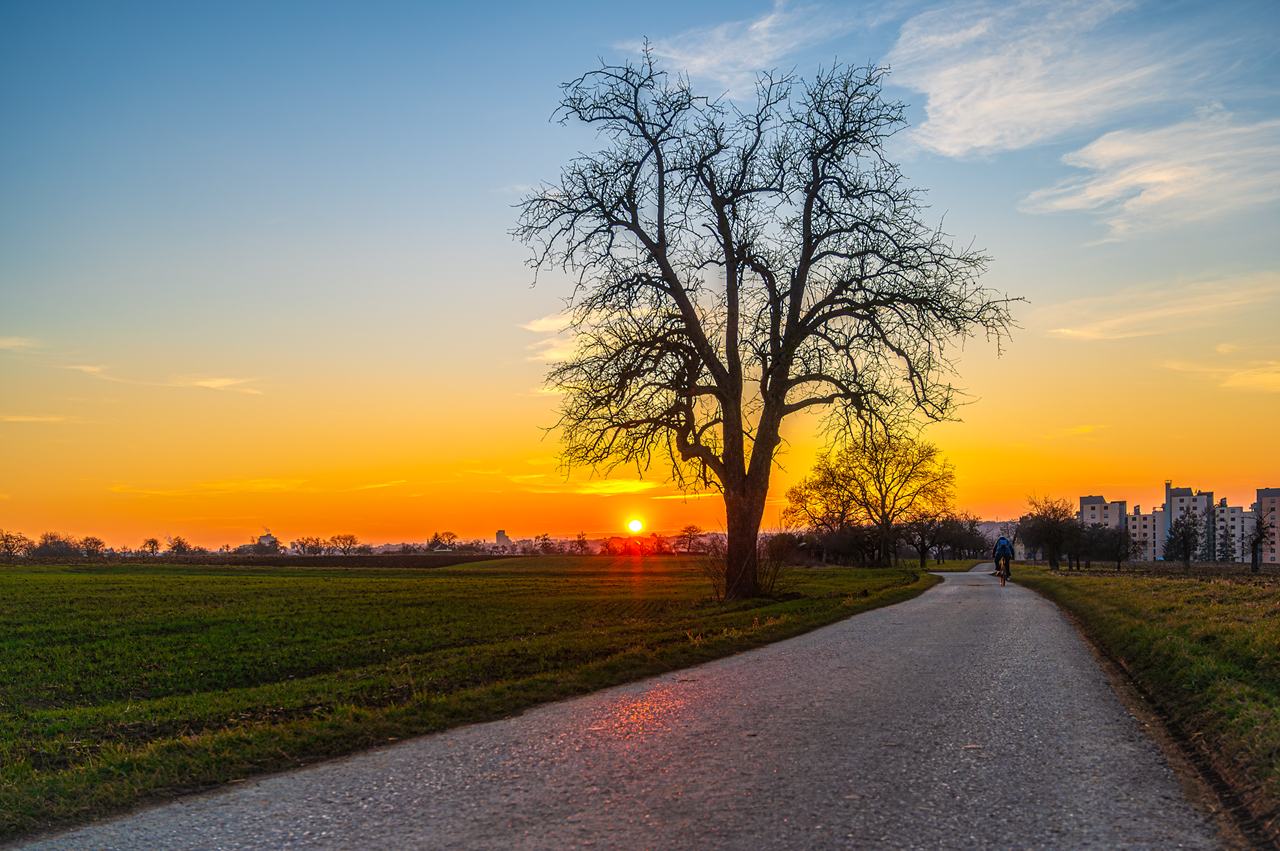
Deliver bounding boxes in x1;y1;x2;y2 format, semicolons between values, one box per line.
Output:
22;566;1223;850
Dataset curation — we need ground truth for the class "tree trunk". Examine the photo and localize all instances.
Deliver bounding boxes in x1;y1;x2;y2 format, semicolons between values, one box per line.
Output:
878;524;895;568
723;489;765;600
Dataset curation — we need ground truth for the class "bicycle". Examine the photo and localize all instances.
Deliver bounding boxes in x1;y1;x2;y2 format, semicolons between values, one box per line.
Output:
996;555;1010;586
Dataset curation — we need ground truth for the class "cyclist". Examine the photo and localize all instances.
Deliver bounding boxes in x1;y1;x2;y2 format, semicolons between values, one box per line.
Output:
992;536;1014;580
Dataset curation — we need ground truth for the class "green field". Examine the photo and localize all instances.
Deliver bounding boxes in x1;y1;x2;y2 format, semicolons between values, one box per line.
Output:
0;557;937;838
1014;565;1280;838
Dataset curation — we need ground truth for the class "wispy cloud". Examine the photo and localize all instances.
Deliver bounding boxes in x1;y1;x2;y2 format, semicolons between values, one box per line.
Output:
521;315;567;334
521;312;577;362
110;477;414;496
1042;424;1106;439
59;365;264;394
629;0;862;95
0;337;40;350
1021;106;1280;238
574;480;661;496
350;480;407;491
888;0;1175;157
1041;272;1280;340
1222;362;1280;393
507;474;662;496
1165;359;1280;394
0;414;71;423
650;491;721;500
111;478;310;496
171;376;264;395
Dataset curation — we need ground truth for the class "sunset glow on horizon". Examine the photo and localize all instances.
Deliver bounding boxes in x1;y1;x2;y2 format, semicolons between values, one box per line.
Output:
2;2;1277;550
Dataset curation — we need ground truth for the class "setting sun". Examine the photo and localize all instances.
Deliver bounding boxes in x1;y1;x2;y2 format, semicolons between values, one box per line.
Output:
627;519;643;533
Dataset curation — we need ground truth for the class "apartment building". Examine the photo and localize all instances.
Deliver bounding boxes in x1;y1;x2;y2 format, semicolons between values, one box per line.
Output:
1078;496;1128;530
1260;488;1279;565
1075;481;1276;563
1124;505;1166;562
1212;498;1256;562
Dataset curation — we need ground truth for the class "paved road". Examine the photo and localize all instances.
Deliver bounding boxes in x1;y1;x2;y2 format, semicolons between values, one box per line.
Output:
24;566;1222;850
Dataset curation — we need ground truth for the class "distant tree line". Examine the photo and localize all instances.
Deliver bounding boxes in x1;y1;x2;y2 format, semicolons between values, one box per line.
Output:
0;530;495;561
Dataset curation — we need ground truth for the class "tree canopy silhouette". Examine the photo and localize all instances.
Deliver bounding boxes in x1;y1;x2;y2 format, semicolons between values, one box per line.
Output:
518;56;1015;598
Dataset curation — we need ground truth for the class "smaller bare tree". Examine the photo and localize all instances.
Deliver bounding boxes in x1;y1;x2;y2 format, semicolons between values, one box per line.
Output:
0;529;33;561
1216;528;1236;563
1164;515;1200;569
33;532;79;558
676;524;705;554
785;431;955;567
1018;496;1076;570
294;536;325;555
1247;512;1274;574
329;534;360;555
901;510;950;569
1097;526;1143;571
80;536;107;557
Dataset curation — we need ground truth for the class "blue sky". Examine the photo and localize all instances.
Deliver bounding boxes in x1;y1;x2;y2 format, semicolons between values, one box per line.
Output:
2;0;1279;542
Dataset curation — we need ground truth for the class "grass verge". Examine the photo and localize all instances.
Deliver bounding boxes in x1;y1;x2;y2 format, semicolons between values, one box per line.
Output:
913;557;987;573
1014;565;1280;842
0;557;937;840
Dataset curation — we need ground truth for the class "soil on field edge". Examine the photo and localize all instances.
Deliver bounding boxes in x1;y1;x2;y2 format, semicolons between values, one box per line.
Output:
1027;585;1276;850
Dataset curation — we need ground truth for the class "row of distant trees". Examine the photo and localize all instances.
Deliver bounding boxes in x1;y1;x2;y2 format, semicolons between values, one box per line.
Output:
0;530;488;560
0;530;113;559
1003;496;1141;571
0;530;255;559
0;527;714;561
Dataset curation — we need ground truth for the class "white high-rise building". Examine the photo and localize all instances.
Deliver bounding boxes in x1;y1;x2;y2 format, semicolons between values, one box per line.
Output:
1125;505;1166;562
1211;498;1255;562
1258;488;1280;565
1078;496;1128;530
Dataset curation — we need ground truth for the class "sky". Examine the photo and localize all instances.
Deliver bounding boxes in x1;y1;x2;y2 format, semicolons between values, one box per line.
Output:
2;0;1279;548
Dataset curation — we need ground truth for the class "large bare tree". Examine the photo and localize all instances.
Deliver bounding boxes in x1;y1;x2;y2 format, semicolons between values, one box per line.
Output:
517;57;1014;598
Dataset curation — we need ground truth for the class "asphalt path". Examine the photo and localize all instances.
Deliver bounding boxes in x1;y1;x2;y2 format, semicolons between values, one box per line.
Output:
23;565;1223;850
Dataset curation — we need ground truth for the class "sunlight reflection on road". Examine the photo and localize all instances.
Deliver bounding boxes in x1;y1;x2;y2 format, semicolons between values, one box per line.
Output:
580;681;696;742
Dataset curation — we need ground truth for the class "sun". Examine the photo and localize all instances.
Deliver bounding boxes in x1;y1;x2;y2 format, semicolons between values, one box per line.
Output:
627;519;643;534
